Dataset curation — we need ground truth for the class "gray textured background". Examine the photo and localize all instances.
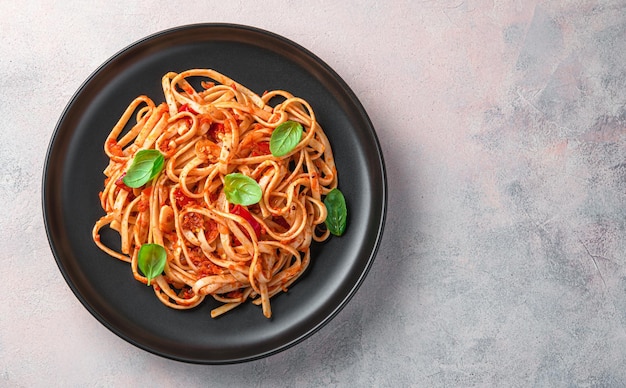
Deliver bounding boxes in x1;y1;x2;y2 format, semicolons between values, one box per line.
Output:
2;1;626;386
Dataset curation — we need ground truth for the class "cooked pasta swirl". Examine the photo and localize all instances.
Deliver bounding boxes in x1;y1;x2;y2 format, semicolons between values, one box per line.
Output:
92;69;338;318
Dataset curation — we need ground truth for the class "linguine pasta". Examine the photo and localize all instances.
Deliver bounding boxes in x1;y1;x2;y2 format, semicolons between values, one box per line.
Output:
92;69;339;318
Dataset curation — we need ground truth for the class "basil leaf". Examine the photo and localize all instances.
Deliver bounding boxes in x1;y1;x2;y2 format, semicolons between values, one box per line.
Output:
324;188;347;236
137;243;167;286
123;149;165;188
224;173;262;206
270;121;303;157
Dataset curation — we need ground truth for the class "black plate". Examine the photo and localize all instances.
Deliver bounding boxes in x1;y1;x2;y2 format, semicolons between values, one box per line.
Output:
42;24;386;364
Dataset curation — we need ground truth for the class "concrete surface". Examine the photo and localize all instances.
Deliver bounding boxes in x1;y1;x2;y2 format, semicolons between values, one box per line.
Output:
2;1;626;386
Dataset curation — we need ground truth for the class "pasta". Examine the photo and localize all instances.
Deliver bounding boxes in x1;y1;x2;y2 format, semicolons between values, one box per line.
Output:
92;69;339;318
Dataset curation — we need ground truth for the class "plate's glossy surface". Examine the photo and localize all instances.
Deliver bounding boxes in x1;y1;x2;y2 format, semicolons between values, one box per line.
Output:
42;24;386;364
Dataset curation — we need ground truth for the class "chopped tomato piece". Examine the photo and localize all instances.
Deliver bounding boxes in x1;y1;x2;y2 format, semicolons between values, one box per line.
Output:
178;104;198;114
114;173;129;189
231;204;262;239
107;138;124;156
208;122;226;142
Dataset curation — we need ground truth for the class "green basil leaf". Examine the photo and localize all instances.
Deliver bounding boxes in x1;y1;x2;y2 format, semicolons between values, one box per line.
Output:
137;243;167;286
123;149;165;188
224;173;262;206
270;121;303;157
324;188;347;236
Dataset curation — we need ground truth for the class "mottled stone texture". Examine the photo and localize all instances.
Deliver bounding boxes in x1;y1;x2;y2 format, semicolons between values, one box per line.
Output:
2;1;626;386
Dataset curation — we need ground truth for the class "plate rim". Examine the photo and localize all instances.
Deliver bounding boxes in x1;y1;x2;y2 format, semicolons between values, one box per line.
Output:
42;23;387;364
